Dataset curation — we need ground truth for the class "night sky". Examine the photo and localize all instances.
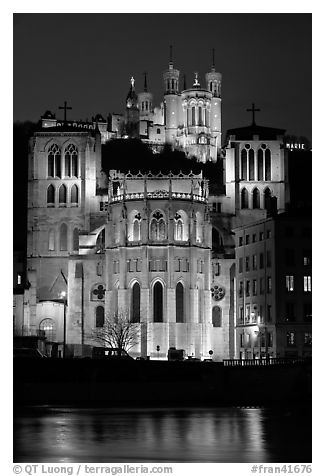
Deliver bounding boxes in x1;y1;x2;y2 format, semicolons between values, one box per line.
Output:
13;13;311;141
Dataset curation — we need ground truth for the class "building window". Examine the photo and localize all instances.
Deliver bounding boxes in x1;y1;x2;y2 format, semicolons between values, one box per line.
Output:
212;306;222;327
267;277;272;293
241;188;249;209
245;256;250;271
259;253;264;269
238;258;243;273
70;184;79;205
304;303;312;322
131;282;141;323
267;305;272;322
239;307;244;323
304;276;312;292
40;318;56;342
264;188;272;212
259;231;264;241
174;214;184;241
266;229;271;239
246;280;250;297
285;302;295;321
257;149;264;180
64;144;78;178
47;184;55;206
252;254;257;270
259;277;264;294
249;149;255;180
239;281;243;298
245;235;250;245
253;279;257;295
59;223;68;251
48;229;55;251
239;236;243;247
286;331;296;347
113;261;119;274
267;332;273;348
252;188;260;209
153;281;163;322
286;275;294;292
157;128;160;134
133;218;141;241
252;233;256;243
191;106;195;126
265;149;271;180
198;106;203;126
241;149;247;180
303;250;311;266
47;144;61;178
17;274;22;285
150;211;166;241
176;282;185;323
59;184;67;206
95;306;105;328
304;332;312;346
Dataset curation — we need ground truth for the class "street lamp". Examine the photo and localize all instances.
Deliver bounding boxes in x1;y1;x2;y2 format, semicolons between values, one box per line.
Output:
60;291;67;358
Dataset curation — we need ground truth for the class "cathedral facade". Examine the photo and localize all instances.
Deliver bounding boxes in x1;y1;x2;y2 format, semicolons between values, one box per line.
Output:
17;56;298;360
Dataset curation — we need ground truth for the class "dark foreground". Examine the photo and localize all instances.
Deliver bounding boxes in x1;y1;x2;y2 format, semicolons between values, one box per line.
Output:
14;405;311;462
14;359;311;407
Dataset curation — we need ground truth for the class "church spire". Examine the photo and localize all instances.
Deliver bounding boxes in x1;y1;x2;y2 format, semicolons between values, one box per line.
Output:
169;45;173;69
211;48;216;72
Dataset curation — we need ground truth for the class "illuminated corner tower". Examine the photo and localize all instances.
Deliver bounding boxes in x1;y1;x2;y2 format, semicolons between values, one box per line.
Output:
125;76;140;138
163;46;181;145
205;48;222;157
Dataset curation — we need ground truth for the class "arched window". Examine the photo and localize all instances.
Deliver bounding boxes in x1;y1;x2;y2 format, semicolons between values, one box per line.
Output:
59;184;67;206
95;306;104;328
150;211;166;241
198;107;203;126
59;223;68;251
252;188;260;209
176;282;185;323
264;188;272;211
249;149;255;180
72;228;79;251
265;149;271;180
131;282;141;323
47;184;55;206
191;106;195;126
64;144;78;177
196;212;203;243
48;229;55;251
133;218;141;241
47;144;61;178
241;149;247;180
70;184;79;205
40;318;56;341
212;306;222;327
174;213;184;241
212;228;224;253
153;281;163;322
258;149;264;180
241;188;249;209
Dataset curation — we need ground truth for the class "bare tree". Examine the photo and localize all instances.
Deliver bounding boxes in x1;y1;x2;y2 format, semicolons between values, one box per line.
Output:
91;309;142;355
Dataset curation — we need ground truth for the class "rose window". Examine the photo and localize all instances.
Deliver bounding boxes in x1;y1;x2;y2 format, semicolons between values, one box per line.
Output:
211;285;225;301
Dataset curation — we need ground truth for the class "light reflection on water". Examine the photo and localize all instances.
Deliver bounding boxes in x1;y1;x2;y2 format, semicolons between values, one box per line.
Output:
13;406;311;463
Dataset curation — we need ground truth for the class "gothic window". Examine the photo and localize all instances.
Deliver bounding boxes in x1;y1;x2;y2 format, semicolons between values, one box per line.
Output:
72;227;79;251
153;281;163;322
59;184;67;206
47;184;55;206
249;149;255;180
59;223;68;251
64;144;78;178
132;213;141;241
174;213;184;241
264;187;272;211
252;188;260;209
131;282;141;323
40;318;56;341
92;284;106;301
265;149;271;180
150;211;166;241
191;106;195;126
241;149;247;180
258;149;264;180
212;306;222;327
198;107;203;126
47;144;61;178
176;282;185;323
70;184;79;205
241;188;249;209
95;306;104;328
48;229;55;251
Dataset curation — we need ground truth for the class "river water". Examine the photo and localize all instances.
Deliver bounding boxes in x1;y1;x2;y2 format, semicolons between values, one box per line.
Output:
13;406;311;463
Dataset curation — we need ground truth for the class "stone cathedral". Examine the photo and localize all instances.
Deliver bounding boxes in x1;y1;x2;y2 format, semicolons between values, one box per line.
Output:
20;54;290;360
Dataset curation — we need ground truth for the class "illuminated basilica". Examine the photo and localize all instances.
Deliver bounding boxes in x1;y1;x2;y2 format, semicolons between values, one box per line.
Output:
15;52;309;361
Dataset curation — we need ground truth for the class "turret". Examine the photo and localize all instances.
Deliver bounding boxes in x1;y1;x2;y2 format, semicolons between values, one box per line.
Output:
138;72;153;122
125;76;139;138
163;46;181;144
205;49;222;156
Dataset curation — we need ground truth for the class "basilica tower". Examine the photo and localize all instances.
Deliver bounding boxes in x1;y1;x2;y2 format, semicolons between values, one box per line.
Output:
125;77;140;138
163;47;181;144
205;49;222;157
